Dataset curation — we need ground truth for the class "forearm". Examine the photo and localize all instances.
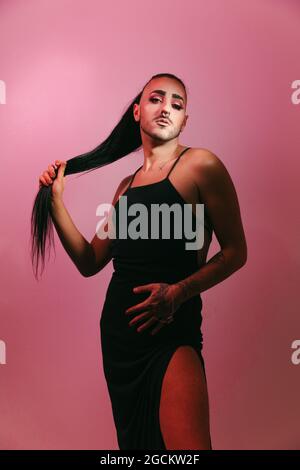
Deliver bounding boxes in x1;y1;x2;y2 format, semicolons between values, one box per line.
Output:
174;247;247;304
50;198;96;276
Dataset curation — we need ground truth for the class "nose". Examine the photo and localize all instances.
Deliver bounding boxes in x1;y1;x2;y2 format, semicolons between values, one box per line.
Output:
160;103;171;116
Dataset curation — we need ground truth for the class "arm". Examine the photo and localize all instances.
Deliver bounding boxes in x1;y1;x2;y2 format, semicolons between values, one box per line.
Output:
173;150;248;303
50;198;96;277
50;175;132;277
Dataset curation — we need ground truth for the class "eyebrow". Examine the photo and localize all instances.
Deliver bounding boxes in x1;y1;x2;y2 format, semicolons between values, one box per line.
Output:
149;89;185;104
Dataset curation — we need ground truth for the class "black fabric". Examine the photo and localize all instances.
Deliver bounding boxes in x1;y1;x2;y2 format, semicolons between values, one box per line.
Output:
100;147;211;449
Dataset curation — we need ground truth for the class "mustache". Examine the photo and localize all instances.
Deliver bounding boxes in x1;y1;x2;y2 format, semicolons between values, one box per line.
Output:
155;117;171;124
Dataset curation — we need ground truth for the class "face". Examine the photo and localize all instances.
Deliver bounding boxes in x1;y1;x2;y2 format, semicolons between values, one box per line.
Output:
133;77;188;143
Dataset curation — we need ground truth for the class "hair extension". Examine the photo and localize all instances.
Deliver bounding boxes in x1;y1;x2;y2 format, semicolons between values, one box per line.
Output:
30;73;187;280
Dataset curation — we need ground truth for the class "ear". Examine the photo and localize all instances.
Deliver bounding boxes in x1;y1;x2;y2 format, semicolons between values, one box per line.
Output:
181;114;189;132
133;103;140;123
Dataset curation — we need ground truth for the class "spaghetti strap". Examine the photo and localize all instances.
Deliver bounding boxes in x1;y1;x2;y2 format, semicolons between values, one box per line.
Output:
128;165;143;189
166;146;191;178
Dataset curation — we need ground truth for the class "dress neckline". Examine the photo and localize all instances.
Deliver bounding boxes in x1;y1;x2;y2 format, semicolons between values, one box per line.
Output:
124;177;198;220
128;146;191;190
114;146;212;232
126;175;170;191
116;177;213;234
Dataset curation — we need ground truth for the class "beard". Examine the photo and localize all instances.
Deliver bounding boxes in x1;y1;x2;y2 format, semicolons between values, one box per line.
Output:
140;121;181;143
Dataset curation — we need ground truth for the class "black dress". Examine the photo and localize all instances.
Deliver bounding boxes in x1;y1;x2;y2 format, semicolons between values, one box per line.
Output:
100;147;213;449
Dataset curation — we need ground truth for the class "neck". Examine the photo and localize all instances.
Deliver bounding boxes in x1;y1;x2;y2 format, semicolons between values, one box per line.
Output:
141;144;184;173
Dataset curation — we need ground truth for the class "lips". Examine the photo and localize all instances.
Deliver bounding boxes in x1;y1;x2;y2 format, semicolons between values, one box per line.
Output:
155;118;170;125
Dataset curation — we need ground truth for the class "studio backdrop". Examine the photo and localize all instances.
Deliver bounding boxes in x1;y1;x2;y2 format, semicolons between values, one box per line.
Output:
0;0;299;450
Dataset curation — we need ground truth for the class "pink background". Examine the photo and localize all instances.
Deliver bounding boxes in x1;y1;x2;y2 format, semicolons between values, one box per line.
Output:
0;0;299;450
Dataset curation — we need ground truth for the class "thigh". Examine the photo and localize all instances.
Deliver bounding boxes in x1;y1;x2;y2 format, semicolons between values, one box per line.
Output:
159;345;211;450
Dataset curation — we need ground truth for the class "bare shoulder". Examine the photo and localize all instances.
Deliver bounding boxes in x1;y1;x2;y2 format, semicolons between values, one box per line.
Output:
187;148;247;261
188;147;227;171
120;173;133;190
188;147;233;188
112;173;134;205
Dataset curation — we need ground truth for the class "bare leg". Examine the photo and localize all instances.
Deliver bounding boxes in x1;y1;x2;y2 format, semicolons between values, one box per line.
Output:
159;346;212;450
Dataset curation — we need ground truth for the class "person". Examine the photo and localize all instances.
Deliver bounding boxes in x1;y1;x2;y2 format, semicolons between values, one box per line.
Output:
34;73;247;450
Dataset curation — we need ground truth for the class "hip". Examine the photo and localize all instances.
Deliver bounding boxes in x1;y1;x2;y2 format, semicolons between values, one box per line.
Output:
100;273;203;345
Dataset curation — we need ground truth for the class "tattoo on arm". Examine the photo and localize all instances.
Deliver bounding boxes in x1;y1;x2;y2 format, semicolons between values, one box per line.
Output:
176;250;231;302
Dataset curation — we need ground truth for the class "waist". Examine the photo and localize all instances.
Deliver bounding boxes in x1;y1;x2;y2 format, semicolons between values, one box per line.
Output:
106;271;203;320
111;262;198;285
